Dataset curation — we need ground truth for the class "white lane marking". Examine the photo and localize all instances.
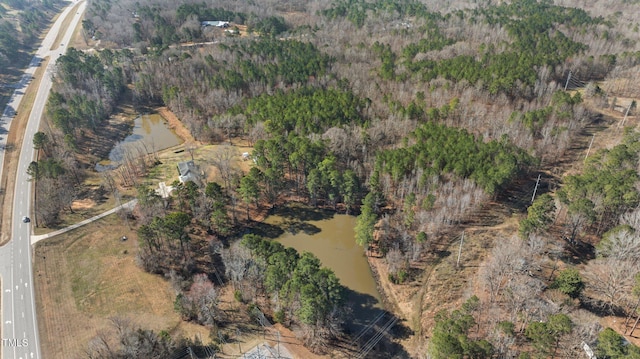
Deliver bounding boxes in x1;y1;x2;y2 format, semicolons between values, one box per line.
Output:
19;263;21;269
22;312;24;318
25;282;28;288
21;294;23;300
15;285;18;290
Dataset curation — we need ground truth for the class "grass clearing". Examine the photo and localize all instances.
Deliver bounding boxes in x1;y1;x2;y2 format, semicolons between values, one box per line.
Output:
34;213;209;359
145;138;254;186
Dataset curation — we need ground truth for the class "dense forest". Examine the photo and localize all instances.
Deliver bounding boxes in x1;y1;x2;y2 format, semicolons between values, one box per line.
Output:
35;0;640;357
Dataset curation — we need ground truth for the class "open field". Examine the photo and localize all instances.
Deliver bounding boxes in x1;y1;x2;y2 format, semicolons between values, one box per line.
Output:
34;213;210;359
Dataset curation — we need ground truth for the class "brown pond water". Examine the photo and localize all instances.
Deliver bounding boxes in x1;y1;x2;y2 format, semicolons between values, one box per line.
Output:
262;204;383;327
96;113;182;171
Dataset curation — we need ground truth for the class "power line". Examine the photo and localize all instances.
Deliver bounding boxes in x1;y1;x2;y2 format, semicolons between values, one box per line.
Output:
355;316;398;359
350;310;386;346
617;102;633;129
563;70;590;91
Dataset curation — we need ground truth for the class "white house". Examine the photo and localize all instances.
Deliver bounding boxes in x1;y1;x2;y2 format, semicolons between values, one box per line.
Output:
177;160;198;183
201;21;230;28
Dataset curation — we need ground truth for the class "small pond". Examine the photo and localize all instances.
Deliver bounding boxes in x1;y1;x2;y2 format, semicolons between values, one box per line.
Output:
96;113;182;171
259;204;384;331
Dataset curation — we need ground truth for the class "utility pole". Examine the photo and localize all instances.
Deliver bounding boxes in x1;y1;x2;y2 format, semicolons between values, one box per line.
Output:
115;190;131;229
564;70;572;91
531;174;541;203
456;231;464;268
619;102;633;129
584;134;595;163
277;331;281;358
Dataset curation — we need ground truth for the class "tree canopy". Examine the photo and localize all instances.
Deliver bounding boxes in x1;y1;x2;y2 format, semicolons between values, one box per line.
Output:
376;121;534;195
241;234;346;327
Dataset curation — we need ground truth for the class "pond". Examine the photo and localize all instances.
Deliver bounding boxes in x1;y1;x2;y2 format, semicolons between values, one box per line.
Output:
95;113;182;171
260;204;383;331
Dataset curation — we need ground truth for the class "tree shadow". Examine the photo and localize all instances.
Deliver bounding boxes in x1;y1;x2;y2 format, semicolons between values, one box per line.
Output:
270;202;335;222
1;104;17;120
344;288;412;358
248;221;285;239
281;220;321;235
581;297;627;317
497;174;549;214
563;240;595;264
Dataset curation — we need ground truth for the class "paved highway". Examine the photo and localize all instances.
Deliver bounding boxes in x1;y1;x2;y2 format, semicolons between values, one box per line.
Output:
0;2;86;358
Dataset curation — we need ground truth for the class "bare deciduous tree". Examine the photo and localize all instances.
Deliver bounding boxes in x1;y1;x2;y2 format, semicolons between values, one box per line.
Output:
211;144;239;191
583;256;638;313
185;141;197;161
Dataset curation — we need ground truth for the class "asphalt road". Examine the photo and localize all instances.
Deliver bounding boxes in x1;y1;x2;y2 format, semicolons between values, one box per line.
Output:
0;2;86;358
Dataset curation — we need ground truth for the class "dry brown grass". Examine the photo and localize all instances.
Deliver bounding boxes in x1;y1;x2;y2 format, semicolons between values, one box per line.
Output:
34;214;209;359
30;98;261;357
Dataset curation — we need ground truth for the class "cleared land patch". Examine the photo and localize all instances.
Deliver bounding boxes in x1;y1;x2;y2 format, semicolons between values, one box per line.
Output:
34;214;209;359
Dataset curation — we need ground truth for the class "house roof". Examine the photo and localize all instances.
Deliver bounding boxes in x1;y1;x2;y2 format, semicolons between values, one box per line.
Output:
201;21;229;28
177;160;197;183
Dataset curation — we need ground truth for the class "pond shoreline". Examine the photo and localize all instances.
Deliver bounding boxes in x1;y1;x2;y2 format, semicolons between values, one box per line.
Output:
156;107;198;144
260;203;384;318
95;109;183;171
